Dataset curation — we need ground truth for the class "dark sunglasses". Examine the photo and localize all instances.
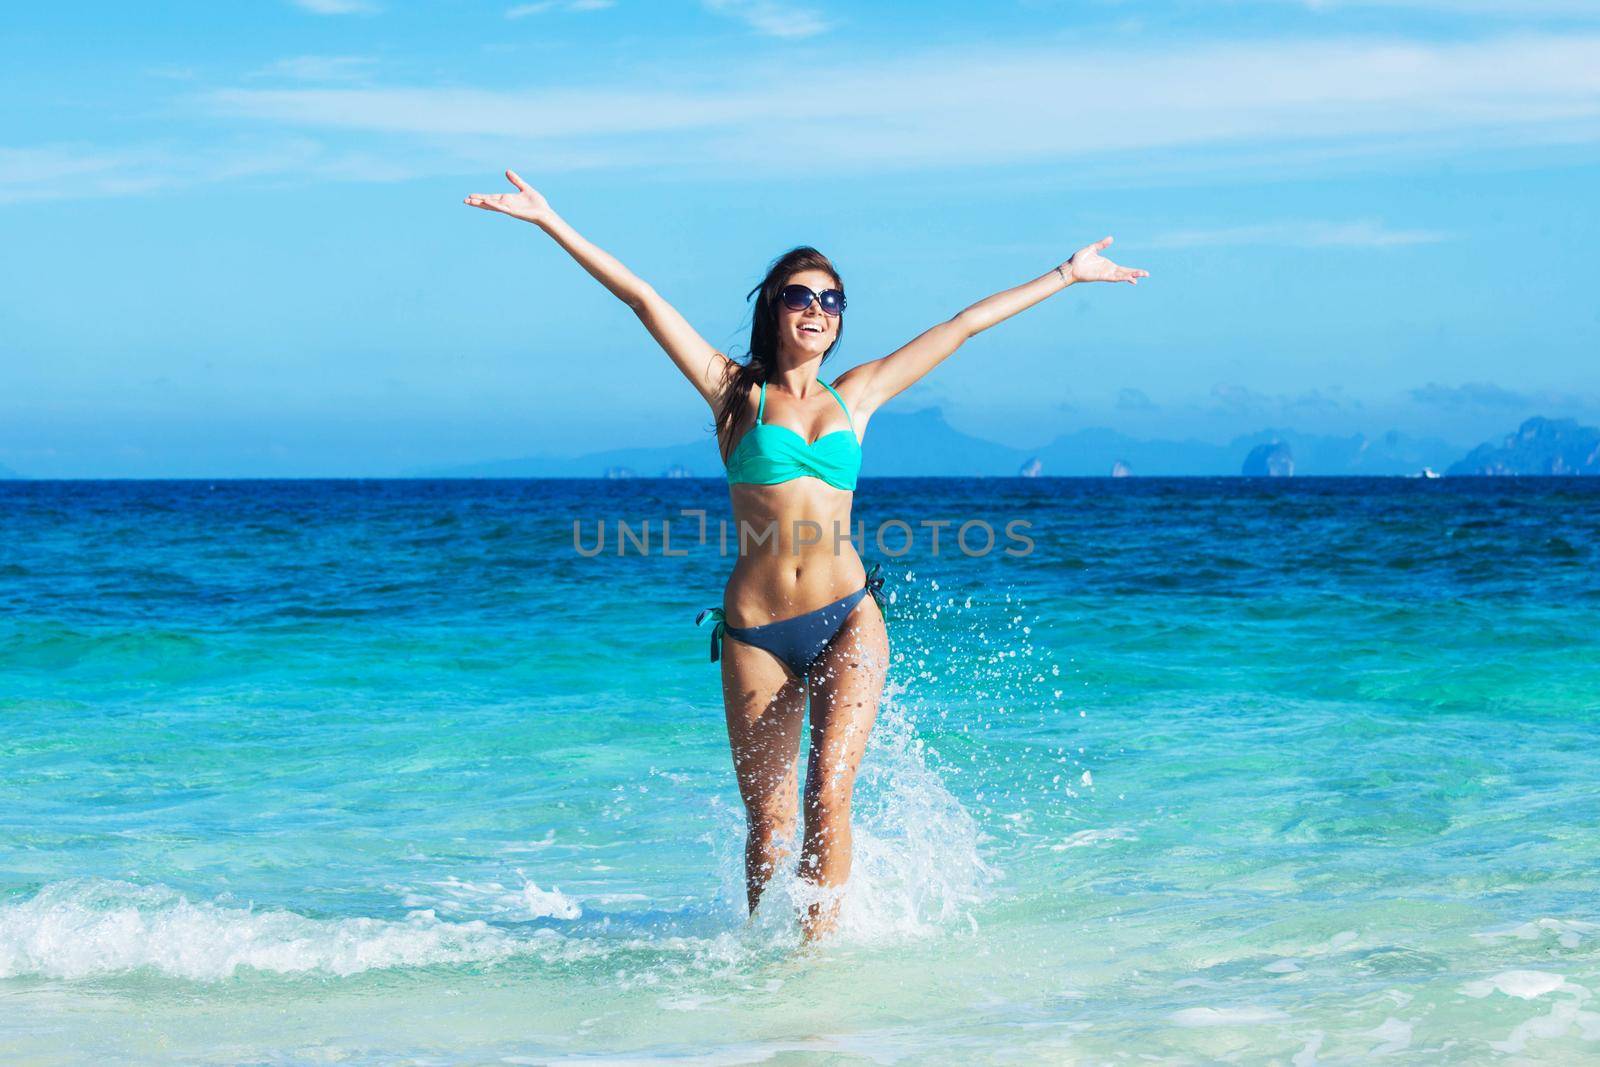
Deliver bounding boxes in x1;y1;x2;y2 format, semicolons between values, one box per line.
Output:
779;284;846;316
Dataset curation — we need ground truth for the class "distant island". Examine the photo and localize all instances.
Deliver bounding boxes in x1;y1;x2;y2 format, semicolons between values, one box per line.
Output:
1446;417;1600;476
1241;441;1293;477
6;415;1597;481
417;406;1483;478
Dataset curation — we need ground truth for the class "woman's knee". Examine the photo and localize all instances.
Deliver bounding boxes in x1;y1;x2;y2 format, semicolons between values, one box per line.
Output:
803;774;856;820
743;789;797;836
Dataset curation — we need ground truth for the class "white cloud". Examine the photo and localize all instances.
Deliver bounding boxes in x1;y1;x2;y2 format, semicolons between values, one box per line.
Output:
196;34;1600;175
0;140;419;205
290;0;380;14
0;145;153;195
10;32;1600;204
1147;219;1449;248
1295;0;1600;13
703;0;831;38
507;0;614;16
253;56;377;83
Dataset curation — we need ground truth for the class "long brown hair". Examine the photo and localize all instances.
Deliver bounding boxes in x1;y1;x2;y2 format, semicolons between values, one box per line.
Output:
714;246;845;458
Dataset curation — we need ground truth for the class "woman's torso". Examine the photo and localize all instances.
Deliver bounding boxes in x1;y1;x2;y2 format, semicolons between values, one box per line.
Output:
720;379;867;626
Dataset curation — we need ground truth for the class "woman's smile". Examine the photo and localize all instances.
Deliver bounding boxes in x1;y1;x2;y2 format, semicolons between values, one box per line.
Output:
795;318;830;344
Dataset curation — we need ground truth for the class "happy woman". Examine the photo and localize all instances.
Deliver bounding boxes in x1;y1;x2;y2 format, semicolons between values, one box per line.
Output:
464;171;1148;940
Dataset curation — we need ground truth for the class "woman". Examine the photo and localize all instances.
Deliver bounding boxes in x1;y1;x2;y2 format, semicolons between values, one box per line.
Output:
464;170;1148;940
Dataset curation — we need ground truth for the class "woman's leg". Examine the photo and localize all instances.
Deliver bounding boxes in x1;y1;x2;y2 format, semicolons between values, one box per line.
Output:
721;638;808;914
798;596;889;940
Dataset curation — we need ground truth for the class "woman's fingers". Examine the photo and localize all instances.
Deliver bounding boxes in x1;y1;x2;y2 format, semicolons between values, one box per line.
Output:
1069;236;1114;267
506;169;532;192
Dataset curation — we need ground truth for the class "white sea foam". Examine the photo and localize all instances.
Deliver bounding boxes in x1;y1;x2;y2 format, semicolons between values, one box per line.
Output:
402;873;581;921
1319;930;1358;953
1170;1006;1291;1027
1473;917;1598;951
521;884;582;918
660;993;725;1012
0;878;530;981
1049;827;1137;851
499;829;559;854
1270;929;1358;960
1291;1032;1324;1067
1480;978;1600;1054
1365;1017;1412;1055
1461;970;1569;1000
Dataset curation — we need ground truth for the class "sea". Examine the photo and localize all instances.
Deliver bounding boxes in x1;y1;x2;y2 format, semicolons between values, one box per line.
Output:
2;477;1597;1065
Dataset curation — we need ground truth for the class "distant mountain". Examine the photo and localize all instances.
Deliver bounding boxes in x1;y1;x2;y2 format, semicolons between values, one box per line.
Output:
1447;416;1600;476
984;423;1456;477
1229;427;1459;477
421;438;720;478
0;462;21;480
1033;427;1232;475
861;409;1032;476
1242;441;1294;477
417;407;1466;478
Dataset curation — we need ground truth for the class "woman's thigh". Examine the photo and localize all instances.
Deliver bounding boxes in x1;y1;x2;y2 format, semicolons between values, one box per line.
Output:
721;636;808;817
805;597;889;799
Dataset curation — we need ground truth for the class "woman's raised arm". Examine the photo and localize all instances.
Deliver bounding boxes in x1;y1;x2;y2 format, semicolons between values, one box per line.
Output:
835;237;1148;418
465;170;732;407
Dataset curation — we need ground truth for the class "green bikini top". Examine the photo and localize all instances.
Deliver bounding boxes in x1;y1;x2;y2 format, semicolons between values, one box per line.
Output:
725;379;862;491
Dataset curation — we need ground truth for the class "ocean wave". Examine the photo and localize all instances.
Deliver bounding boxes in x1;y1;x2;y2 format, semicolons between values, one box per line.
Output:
399;874;582;921
0;879;530;981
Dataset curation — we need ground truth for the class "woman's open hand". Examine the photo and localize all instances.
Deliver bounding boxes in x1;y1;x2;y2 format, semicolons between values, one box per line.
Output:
1065;237;1148;285
464;169;551;225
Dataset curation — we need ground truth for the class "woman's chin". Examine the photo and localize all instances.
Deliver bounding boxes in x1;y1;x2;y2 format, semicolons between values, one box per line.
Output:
783;338;828;358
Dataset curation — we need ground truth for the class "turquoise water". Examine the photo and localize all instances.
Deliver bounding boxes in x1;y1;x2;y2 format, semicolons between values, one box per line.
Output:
2;478;1598;1064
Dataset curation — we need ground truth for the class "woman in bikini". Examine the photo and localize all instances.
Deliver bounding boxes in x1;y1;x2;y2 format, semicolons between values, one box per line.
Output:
464;170;1148;940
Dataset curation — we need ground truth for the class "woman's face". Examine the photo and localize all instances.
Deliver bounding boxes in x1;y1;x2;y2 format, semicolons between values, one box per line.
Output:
776;268;842;359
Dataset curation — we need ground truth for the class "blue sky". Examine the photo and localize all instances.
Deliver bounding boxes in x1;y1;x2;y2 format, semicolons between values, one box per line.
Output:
3;0;1599;476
